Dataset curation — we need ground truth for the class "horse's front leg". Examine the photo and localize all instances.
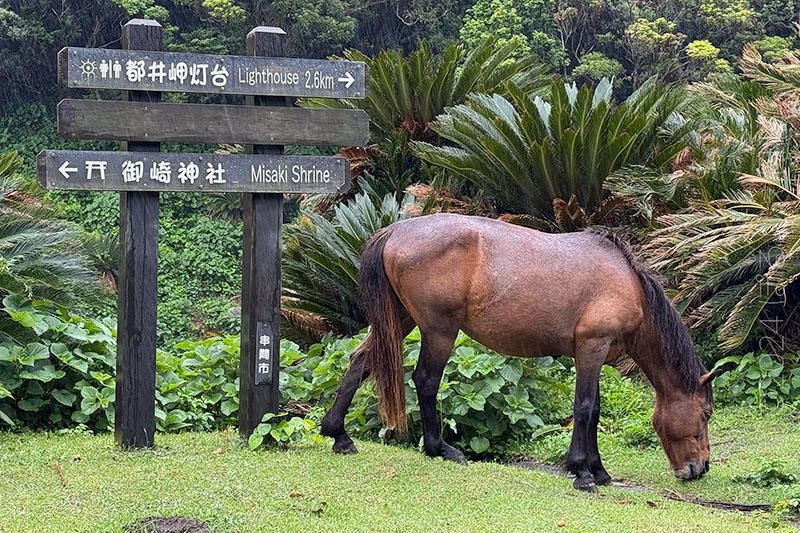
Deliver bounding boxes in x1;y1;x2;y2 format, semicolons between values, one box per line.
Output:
565;337;611;492
588;382;611;485
414;329;465;464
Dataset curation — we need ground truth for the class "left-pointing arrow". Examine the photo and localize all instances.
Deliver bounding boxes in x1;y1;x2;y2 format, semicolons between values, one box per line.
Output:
58;160;78;179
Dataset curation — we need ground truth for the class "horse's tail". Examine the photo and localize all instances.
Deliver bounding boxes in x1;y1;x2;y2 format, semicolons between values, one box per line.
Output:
588;228;705;389
357;226;407;432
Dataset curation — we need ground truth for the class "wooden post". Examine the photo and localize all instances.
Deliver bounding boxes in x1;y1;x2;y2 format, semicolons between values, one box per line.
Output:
239;27;286;437
115;19;161;448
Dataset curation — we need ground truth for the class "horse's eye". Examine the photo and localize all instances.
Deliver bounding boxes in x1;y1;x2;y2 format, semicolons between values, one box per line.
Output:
703;411;711;421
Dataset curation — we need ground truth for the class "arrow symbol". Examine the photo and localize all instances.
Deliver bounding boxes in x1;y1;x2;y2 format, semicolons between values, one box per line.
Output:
337;71;355;89
58;160;77;179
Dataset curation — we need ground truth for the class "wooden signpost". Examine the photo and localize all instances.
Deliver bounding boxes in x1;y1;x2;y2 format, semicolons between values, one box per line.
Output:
37;19;368;447
59;46;368;98
37;151;349;193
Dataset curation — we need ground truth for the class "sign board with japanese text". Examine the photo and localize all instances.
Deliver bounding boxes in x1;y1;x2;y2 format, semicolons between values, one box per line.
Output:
42;20;368;448
254;322;273;385
37;150;350;193
59;46;368;99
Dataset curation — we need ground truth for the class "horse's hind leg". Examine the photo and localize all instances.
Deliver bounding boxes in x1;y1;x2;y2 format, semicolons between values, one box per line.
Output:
321;317;416;454
414;328;465;464
320;355;369;454
565;336;611;492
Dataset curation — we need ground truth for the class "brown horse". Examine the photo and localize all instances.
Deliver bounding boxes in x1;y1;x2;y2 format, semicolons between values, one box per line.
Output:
320;214;718;491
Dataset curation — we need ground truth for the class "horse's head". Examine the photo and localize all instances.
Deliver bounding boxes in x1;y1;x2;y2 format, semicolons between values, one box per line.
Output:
651;371;718;481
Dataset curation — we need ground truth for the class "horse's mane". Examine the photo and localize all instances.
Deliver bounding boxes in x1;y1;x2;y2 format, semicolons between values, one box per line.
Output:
587;228;707;394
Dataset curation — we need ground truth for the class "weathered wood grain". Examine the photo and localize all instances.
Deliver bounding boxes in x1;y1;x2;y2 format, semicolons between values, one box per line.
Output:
57;99;369;146
239;26;286;438
115;18;161;450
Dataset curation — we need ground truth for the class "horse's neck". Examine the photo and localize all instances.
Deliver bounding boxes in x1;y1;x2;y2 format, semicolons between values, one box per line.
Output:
629;326;686;403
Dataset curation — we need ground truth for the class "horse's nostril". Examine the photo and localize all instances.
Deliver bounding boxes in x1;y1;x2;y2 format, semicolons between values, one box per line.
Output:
689;463;696;478
704;460;710;473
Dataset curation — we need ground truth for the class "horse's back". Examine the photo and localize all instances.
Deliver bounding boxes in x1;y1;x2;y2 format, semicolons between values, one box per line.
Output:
381;214;645;358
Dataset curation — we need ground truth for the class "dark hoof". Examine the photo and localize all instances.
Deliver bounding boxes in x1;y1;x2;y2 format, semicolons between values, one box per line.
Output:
574;478;598;493
332;438;358;455
593;470;612;486
441;443;467;465
444;452;467;465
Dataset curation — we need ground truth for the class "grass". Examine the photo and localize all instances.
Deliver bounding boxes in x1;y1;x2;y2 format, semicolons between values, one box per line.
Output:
514;405;800;512
0;422;795;532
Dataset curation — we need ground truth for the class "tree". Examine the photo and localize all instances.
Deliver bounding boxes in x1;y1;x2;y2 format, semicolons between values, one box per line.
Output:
282;192;406;342
623;18;686;88
642;44;800;352
571;52;623;86
412;77;688;224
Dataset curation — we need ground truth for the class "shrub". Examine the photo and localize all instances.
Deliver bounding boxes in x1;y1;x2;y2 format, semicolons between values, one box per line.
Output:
1;302;576;456
732;460;799;487
281;193;406;343
521;366;659;463
712;352;800;407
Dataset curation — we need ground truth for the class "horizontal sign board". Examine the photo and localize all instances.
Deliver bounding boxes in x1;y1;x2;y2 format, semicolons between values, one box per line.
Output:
58;47;368;99
37;150;350;193
57;99;369;146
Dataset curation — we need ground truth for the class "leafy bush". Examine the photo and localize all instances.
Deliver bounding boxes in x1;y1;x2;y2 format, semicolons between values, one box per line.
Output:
1;302;576;456
0;296;117;429
0;296;243;432
731;460;799;487
598;367;659;449
711;353;800;406
258;329;574;455
520;367;659;463
774;488;800;518
249;412;321;450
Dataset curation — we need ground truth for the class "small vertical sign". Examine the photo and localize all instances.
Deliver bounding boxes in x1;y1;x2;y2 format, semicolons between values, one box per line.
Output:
255;322;273;384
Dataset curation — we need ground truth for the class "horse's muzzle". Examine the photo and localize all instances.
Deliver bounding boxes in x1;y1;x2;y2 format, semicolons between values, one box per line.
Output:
674;460;710;480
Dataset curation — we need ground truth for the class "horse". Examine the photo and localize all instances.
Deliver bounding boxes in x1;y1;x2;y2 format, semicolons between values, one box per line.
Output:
320;213;719;491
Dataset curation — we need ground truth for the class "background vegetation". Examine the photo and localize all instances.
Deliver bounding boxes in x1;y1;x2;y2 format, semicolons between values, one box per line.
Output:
2;3;800;526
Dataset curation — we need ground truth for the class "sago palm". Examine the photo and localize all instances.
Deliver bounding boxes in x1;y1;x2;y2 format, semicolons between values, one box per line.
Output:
304;37;551;145
412;77;689;222
0;152;97;343
281;192;407;344
643;44;800;352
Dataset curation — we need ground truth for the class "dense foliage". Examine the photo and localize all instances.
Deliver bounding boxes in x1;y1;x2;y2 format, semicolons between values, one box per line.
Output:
0;299;577;454
3;0;798;110
3;0;800;468
413;77;688;223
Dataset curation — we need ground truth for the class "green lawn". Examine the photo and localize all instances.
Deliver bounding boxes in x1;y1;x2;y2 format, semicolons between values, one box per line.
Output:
514;405;800;513
0;420;794;532
601;405;800;504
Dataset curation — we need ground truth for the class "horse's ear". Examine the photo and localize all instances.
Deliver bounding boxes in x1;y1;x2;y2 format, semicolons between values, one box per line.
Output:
699;368;725;387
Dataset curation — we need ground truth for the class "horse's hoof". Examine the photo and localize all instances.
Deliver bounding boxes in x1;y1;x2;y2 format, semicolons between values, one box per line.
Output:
332;440;358;455
593;470;612;486
574;479;598;493
440;444;467;465
444;453;467;465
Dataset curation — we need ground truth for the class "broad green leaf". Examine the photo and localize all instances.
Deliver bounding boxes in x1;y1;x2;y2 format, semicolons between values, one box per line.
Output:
52;389;77;407
469;436;490;454
18;397;45;411
248;433;264;450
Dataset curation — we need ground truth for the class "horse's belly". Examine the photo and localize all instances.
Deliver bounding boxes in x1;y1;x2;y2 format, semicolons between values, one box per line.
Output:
461;320;573;358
